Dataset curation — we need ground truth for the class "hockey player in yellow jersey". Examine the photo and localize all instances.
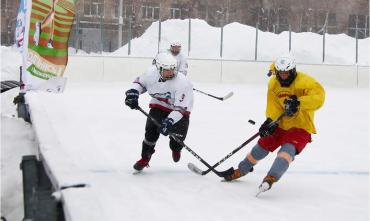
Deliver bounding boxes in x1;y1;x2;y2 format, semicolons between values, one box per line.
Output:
220;54;325;195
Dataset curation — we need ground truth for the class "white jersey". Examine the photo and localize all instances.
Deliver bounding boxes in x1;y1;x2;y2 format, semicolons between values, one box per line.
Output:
130;66;194;123
173;52;188;76
154;50;188;76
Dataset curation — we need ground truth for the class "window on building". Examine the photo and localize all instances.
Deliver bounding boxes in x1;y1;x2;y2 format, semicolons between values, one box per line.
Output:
84;0;104;17
314;10;332;33
366;16;369;37
1;0;7;10
141;5;159;20
299;8;315;32
348;14;369;38
170;7;181;19
326;13;337;33
126;5;134;18
113;1;119;18
328;13;336;26
256;8;268;31
114;2;133;18
277;8;289;32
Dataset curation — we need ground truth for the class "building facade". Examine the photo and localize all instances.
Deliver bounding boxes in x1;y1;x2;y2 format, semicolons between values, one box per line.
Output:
1;0;369;52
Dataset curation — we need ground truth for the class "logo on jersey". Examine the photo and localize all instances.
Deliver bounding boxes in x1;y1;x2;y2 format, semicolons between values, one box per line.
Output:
150;92;172;104
277;91;291;98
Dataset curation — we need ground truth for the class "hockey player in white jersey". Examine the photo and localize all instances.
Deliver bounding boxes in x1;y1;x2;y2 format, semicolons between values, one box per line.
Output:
153;41;188;75
125;52;194;172
169;41;188;75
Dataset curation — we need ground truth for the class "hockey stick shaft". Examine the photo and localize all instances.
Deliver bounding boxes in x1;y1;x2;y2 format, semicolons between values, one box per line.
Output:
197;113;286;175
136;106;224;177
193;88;233;101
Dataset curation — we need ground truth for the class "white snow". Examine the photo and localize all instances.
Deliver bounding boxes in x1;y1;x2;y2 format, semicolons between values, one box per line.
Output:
1;45;22;81
1;18;369;221
111;19;369;65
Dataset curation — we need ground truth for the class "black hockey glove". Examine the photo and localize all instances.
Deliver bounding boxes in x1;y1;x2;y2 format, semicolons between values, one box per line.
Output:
259;118;278;137
125;89;139;109
158;118;174;136
284;95;300;117
13;93;25;105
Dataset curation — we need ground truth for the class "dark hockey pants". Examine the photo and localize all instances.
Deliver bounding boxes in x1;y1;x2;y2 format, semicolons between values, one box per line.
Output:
141;108;189;159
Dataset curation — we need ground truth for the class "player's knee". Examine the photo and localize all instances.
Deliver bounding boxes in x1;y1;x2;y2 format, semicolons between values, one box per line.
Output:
246;153;257;164
277;152;293;163
277;143;296;163
251;144;269;161
238;145;268;174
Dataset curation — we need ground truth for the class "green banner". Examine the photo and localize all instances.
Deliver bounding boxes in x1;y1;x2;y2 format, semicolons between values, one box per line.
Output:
24;0;75;91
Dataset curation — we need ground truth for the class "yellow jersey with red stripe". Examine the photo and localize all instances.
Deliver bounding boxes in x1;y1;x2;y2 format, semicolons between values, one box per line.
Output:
266;71;325;134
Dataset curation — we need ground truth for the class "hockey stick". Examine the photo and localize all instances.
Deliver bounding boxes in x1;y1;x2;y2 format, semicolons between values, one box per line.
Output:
193;88;233;101
188;113;286;176
136;106;225;177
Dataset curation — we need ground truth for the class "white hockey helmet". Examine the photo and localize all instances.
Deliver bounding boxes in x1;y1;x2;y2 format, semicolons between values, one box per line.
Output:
156;52;177;80
275;54;297;87
170;41;182;47
170;41;182;56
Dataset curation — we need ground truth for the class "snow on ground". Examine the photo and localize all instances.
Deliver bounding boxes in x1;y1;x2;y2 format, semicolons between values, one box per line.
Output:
1;46;22;81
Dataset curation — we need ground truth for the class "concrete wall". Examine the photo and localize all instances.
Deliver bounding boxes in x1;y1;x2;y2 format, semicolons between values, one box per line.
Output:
64;55;369;88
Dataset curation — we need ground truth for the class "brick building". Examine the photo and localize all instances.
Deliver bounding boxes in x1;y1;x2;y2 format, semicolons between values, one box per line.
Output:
1;0;369;52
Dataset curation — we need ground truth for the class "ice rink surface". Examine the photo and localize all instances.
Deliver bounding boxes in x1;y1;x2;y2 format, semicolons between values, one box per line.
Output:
21;81;368;221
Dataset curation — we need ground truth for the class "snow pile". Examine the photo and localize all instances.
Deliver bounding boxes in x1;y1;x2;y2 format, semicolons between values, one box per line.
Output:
1;45;22;81
112;19;369;65
1;19;368;82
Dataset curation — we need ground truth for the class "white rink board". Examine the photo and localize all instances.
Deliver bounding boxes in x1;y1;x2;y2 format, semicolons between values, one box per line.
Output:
64;55;369;87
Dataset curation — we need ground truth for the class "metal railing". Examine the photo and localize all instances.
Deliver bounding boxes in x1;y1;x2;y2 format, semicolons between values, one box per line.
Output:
65;15;369;65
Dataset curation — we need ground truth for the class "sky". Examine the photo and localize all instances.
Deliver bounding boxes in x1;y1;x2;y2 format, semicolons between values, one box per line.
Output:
1;18;369;221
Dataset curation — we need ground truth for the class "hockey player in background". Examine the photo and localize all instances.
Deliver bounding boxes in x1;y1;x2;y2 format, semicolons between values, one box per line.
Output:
220;54;325;194
153;41;189;75
125;52;194;172
267;62;276;77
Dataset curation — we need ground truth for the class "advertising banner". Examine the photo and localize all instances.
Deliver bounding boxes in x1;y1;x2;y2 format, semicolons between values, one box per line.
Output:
23;0;75;92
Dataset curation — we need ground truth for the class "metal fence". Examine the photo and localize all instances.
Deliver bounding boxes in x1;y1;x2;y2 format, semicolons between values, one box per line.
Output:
1;2;368;64
67;16;369;65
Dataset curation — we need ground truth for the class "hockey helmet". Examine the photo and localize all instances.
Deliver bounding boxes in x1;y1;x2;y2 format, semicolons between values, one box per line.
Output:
275;54;297;87
156;52;177;80
170;41;181;55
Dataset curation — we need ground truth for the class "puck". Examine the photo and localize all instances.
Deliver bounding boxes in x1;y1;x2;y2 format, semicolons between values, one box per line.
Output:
248;119;256;125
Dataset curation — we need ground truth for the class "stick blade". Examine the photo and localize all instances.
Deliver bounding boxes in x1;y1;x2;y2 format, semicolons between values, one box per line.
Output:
187;163;204;175
222;91;234;100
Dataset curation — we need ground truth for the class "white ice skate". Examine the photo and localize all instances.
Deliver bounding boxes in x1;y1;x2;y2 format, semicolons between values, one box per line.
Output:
256;175;276;197
256;182;271;197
